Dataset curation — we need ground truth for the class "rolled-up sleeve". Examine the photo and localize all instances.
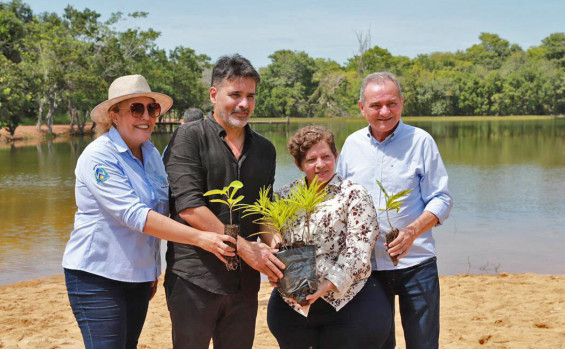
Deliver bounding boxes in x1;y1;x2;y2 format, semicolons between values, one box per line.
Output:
78;150;150;233
165;126;207;213
420;137;453;224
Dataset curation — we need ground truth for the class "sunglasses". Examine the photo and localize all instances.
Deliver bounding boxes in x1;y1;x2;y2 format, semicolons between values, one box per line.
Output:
115;102;162;118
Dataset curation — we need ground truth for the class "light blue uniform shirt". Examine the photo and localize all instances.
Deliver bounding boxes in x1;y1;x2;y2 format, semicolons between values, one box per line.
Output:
62;127;169;282
337;120;453;270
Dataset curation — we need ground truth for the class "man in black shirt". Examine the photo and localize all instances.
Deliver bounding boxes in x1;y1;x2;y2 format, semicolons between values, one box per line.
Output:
163;54;284;349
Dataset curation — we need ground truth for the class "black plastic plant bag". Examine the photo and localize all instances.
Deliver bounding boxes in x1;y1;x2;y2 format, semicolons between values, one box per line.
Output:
224;224;239;271
275;245;318;306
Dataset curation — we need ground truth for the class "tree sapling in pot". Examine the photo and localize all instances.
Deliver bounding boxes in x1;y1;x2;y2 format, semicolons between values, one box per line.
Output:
203;180;245;271
376;180;412;266
244;176;331;306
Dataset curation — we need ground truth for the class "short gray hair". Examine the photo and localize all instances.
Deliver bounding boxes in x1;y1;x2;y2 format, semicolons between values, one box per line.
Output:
183;108;204;123
359;72;402;104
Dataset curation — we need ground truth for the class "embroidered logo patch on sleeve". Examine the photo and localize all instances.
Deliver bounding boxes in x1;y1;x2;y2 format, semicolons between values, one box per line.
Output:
94;165;110;183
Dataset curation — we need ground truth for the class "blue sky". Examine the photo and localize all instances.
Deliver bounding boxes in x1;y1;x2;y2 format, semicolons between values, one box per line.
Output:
22;0;565;68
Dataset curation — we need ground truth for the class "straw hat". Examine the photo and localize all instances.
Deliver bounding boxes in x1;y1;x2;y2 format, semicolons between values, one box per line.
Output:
90;74;173;124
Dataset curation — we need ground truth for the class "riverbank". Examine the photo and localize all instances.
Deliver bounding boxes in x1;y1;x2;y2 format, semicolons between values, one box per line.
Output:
0;273;563;348
1;115;558;148
0;124;94;149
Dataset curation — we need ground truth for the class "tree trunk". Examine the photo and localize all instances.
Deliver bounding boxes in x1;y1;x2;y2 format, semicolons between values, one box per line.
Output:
45;103;57;135
36;98;44;132
45;93;58;135
77;110;88;135
67;98;76;135
6;125;17;137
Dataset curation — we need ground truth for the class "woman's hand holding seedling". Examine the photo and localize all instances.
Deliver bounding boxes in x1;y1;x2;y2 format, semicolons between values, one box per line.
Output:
286;279;336;309
196;231;237;264
304;279;336;306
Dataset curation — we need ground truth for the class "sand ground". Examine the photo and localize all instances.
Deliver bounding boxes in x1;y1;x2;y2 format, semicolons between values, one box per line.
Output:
0;273;563;348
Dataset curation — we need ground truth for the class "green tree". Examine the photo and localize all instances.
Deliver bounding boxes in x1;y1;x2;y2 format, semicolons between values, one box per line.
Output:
256;50;317;117
539;32;565;67
0;0;34;135
161;46;210;117
465;32;521;70
0;0;32;63
0;54;33;136
308;58;351;117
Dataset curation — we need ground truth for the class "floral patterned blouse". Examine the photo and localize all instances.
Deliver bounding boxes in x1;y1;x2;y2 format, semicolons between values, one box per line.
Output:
276;174;379;313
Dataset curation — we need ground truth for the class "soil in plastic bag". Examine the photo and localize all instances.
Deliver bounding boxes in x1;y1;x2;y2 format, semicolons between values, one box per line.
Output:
224;224;239;271
275;245;318;306
386;228;399;266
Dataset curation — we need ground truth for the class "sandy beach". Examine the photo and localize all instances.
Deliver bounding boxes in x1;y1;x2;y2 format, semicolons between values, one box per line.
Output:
0;273;563;348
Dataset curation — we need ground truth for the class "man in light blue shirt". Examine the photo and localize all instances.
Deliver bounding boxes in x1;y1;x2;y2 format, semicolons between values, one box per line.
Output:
337;72;453;349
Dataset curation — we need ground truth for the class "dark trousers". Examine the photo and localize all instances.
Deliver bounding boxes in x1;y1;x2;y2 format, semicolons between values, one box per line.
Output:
64;268;152;349
164;272;258;349
375;257;440;349
267;274;392;349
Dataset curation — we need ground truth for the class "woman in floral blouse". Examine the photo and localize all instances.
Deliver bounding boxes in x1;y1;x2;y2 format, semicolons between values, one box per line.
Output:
267;126;392;349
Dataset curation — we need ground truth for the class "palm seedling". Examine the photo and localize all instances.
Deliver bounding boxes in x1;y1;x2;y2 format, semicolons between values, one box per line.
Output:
243;176;331;305
242;185;299;248
287;176;332;245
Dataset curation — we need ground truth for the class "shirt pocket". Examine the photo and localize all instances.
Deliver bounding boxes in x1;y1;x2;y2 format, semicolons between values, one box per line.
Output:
388;157;421;194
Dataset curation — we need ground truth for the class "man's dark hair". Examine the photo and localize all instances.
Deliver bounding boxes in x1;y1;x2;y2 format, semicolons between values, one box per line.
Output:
183;108;204;124
211;54;261;87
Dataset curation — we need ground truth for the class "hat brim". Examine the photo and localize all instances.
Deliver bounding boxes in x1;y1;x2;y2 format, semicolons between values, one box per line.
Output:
90;92;174;124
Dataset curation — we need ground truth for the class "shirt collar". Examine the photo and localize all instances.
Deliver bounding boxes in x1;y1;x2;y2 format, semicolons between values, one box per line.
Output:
299;173;343;190
366;120;406;145
108;126;130;153
326;173;343;188
208;112;255;141
107;126;153;154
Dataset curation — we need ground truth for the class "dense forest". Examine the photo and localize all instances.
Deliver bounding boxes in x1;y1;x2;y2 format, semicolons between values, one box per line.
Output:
1;0;564;136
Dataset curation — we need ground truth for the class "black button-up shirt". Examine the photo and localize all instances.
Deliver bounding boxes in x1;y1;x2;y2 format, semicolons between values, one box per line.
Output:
163;116;276;294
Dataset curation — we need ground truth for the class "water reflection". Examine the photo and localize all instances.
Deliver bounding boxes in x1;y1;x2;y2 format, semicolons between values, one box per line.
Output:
1;118;564;285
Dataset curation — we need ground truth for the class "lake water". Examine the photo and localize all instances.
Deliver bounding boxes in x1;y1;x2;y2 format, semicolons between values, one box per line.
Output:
1;117;564;285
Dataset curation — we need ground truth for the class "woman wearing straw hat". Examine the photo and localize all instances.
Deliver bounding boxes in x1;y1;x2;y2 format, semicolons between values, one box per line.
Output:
62;75;236;349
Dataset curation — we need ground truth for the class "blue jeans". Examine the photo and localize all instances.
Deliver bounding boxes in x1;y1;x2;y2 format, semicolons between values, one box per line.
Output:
267;274;392;349
64;268;152;349
375;257;440;349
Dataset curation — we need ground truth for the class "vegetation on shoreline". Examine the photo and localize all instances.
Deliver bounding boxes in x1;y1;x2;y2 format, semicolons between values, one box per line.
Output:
1;0;564;138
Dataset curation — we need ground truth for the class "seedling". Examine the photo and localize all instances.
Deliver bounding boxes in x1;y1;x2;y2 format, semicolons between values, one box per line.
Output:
243;185;299;247
244;176;331;305
204;180;245;225
203;180;245;270
287;176;332;244
376;180;412;266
